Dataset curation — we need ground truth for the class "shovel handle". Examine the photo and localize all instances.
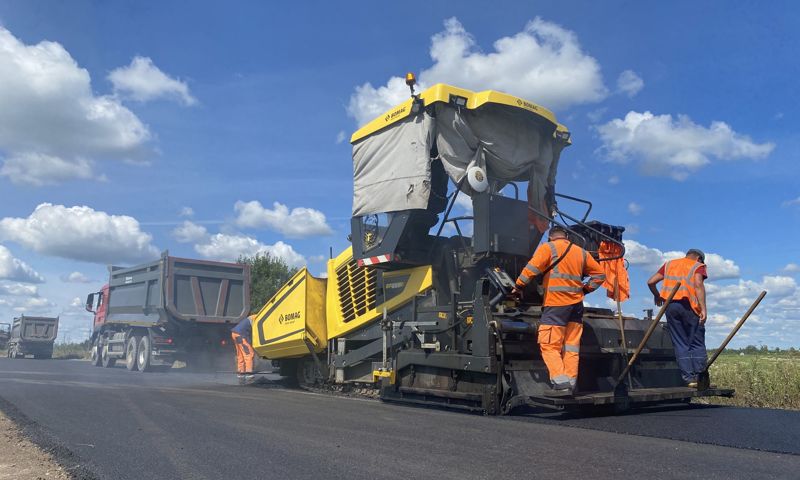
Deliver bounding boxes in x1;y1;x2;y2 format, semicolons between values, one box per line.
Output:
706;290;767;369
615;282;681;386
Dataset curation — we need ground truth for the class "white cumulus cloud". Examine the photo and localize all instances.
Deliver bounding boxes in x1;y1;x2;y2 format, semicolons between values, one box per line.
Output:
627;202;643;216
782;197;800;207
60;271;91;283
171;220;208;244
194;233;306;267
109;56;196;106
0;280;53;314
0;27;152;186
0;295;55;313
234;201;333;238
348;17;608;125
616;70;644;97
597;111;774;180
0;245;44;283
0;153;97;186
179;206;195;217
623;239;740;281
0;203;159;264
783;263;800;274
0;282;39;296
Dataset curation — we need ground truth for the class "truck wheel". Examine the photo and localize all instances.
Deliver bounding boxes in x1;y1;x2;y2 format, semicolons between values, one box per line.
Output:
137;335;153;372
91;340;103;367
125;335;140;371
101;344;116;368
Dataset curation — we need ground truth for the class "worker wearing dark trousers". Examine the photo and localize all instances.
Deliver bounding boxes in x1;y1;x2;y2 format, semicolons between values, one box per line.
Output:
511;225;606;395
646;249;708;387
231;315;255;385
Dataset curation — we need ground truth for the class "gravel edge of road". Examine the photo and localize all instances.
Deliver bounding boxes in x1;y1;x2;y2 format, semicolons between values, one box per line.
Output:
0;395;101;480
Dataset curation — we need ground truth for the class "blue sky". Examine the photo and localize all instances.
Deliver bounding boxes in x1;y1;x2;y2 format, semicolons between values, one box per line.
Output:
0;1;798;347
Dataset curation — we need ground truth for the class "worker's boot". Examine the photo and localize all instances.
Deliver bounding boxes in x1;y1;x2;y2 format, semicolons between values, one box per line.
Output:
237;374;246;386
543;382;573;397
244;374;255;385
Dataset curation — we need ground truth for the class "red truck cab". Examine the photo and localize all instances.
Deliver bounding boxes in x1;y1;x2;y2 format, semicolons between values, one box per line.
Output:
85;285;109;329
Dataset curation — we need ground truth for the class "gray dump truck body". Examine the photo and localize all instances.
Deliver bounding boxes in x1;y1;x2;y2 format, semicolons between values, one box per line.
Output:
106;255;249;327
7;316;59;359
88;253;251;371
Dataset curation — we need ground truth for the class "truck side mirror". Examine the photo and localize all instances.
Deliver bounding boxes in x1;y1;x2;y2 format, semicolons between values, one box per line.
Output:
85;293;96;313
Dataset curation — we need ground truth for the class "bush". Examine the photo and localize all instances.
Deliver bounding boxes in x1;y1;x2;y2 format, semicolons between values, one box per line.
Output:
237;253;298;313
53;340;91;360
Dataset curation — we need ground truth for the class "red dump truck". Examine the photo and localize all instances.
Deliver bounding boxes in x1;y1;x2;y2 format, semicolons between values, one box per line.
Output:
85;253;250;372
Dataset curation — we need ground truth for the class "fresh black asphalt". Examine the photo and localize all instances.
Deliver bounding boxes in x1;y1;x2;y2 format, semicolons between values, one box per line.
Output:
1;358;798;479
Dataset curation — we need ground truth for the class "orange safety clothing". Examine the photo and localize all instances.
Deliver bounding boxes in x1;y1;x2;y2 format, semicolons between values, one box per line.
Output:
563;322;583;380
598;241;630;303
538;324;568;384
537;321;583;385
661;258;704;316
537;302;584;385
515;238;606;307
232;331;255;374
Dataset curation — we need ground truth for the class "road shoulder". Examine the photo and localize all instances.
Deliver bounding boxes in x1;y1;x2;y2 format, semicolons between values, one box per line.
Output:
0;396;98;480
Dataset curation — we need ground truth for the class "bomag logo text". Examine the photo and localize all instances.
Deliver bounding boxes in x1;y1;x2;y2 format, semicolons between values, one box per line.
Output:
278;311;301;325
518;100;538;111
384;106;407;122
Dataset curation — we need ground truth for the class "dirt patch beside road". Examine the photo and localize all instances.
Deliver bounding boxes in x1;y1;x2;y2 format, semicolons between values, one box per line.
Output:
0;409;69;479
0;396;97;480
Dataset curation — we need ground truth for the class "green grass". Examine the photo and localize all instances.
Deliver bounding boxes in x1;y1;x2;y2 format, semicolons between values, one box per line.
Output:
700;352;800;410
53;341;91;360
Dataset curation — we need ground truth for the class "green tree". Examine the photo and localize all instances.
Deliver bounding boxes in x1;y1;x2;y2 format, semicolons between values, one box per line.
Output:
238;253;298;313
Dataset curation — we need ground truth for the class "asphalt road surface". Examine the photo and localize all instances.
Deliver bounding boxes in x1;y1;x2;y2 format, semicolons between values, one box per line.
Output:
1;358;799;479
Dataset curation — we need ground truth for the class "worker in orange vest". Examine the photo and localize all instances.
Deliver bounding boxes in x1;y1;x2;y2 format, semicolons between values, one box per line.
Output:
231;315;255;385
511;225;606;395
646;249;708;387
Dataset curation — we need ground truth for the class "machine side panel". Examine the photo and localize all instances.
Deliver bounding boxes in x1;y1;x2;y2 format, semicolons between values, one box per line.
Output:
252;268;328;359
325;247;433;340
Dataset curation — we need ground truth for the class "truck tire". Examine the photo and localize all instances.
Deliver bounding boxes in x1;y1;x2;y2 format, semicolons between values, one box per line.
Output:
91;339;103;367
101;344;116;368
137;335;153;372
125;335;139;371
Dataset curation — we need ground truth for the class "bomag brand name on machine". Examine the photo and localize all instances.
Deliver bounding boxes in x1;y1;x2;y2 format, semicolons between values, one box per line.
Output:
252;81;737;415
279;312;301;325
516;99;539;111
384;106;407;121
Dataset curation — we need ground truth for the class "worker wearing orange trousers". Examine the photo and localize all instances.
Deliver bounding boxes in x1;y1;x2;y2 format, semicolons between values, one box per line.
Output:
512;225;606;395
231;315;255;385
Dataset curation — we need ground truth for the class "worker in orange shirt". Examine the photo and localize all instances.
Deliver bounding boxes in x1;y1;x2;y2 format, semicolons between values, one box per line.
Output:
511;225;606;395
231;315;255;385
646;249;708;387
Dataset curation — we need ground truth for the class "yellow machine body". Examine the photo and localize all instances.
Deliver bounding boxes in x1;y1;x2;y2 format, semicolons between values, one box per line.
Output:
252;268;328;359
325;247;432;339
350;83;570;144
252;247;433;360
